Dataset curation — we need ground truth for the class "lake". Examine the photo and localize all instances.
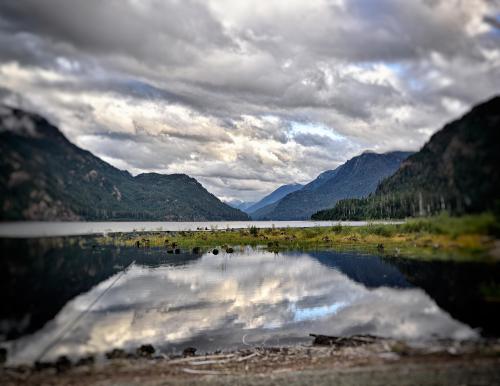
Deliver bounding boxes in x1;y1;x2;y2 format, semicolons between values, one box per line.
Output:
1;237;499;366
0;220;401;238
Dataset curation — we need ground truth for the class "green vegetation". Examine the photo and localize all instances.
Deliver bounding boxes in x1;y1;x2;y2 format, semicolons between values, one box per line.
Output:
97;214;499;261
312;96;500;221
249;225;259;237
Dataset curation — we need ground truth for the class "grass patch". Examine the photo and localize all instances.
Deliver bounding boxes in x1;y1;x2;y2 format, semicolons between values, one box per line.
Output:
95;213;499;262
400;212;497;237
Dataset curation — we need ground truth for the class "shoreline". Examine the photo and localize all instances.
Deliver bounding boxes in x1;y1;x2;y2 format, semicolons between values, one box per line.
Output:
1;214;497;262
0;220;374;239
94;214;499;261
2;336;500;385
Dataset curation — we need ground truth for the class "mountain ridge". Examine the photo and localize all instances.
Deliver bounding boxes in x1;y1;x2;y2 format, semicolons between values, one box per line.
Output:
226;200;256;212
252;151;413;220
312;95;500;220
0;105;249;221
246;183;303;215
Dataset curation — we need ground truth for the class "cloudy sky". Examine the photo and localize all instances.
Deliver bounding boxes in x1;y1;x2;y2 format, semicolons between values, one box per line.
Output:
0;0;499;201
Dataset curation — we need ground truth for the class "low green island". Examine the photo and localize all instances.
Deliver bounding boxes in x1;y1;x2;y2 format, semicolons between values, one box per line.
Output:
97;213;500;262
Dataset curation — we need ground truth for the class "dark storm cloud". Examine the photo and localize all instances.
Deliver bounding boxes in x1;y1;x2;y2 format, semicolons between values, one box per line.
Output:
0;0;233;64
0;0;499;201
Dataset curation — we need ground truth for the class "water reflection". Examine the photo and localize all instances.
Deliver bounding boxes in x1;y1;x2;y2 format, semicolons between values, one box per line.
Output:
0;238;196;341
3;240;496;365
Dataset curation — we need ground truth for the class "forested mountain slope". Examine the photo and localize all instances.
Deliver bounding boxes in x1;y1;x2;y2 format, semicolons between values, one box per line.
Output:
312;96;500;220
0;105;249;221
252;151;412;220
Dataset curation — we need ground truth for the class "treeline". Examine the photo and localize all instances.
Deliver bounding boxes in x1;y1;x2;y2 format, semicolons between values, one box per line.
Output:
73;207;182;221
311;191;496;221
313;96;500;221
71;205;241;221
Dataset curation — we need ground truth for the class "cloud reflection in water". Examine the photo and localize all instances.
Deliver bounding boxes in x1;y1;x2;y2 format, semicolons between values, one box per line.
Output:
7;249;477;364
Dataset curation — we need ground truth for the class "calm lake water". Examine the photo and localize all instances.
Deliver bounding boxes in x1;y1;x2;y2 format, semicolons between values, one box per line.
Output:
1;238;499;366
0;220;400;238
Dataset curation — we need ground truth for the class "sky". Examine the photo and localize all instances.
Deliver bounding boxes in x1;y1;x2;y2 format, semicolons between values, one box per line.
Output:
0;0;499;202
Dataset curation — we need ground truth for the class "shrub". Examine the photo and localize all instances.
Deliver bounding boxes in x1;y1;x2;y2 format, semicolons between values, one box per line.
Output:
364;224;394;237
331;224;343;234
401;213;496;236
249;226;259;237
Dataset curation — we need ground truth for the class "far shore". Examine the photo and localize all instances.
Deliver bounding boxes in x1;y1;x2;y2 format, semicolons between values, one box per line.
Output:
95;214;499;261
1;214;497;261
0;220;403;239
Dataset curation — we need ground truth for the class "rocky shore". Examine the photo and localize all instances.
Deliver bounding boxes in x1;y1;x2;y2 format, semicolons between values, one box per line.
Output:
2;336;500;386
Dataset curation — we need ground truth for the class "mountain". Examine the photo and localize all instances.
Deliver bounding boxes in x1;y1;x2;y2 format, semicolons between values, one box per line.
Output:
247;183;303;215
226;200;256;212
0;105;249;221
252;151;413;220
312;96;500;220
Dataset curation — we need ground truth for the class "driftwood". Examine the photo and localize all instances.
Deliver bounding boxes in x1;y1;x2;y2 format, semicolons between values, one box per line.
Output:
309;334;381;347
181;368;229;375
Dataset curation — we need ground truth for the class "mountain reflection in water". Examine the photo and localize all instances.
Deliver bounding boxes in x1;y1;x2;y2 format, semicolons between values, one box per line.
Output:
1;239;499;365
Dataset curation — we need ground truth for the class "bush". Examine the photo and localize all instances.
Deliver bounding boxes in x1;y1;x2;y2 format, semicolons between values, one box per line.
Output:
303;227;321;238
249;226;259;237
331;224;343;234
401;219;442;234
364;224;394;237
401;213;497;237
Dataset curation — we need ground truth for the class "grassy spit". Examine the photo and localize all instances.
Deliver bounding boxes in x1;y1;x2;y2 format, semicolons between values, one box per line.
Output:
97;213;500;261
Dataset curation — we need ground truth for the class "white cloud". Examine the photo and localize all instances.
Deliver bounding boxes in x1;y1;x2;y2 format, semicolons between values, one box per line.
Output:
6;250;476;364
0;0;499;200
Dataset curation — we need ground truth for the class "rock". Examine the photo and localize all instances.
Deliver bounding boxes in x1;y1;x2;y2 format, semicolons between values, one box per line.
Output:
310;334;379;347
55;355;72;373
0;347;7;364
34;361;53;372
75;355;95;367
212;249;219;255
390;341;412;356
489;240;500;259
192;246;201;254
226;247;234;253
106;348;127;360
136;344;155;358
183;347;197;357
268;241;279;246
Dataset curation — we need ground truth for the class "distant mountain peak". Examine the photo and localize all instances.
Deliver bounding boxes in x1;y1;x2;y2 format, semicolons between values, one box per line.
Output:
252;150;412;220
246;183;304;215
